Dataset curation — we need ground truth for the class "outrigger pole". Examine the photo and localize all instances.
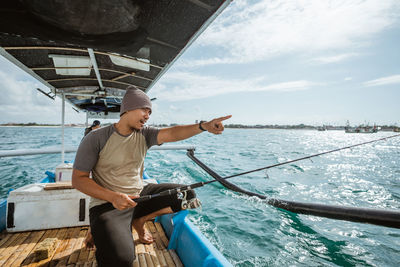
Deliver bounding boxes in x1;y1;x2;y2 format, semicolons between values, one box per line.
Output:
135;134;400;229
187;149;400;229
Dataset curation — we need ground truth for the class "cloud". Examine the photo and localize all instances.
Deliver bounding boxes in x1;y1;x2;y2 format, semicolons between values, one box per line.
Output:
169;105;179;111
0;65;84;123
312;53;358;64
344;77;353;81
151;71;318;101
363;74;400;87
185;0;400;66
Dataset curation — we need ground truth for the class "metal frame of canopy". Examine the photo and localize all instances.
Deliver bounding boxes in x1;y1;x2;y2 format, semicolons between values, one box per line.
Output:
0;0;232;161
0;0;232;103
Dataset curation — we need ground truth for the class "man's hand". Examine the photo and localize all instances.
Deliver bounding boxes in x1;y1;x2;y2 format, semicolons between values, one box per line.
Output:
111;192;138;210
202;115;232;134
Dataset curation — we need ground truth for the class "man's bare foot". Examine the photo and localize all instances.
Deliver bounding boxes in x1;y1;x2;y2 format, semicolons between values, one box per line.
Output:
84;230;95;249
132;218;154;244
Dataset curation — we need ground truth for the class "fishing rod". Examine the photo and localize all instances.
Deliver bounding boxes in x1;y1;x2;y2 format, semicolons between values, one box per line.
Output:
136;133;400;201
134;134;400;228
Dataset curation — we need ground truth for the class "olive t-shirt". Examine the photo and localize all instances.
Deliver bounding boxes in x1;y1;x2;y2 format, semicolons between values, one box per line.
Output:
73;124;159;208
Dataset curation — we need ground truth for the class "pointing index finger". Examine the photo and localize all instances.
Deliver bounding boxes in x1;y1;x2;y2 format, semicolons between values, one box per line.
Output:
214;115;232;122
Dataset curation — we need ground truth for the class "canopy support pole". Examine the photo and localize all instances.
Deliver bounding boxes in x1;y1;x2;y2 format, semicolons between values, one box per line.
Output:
88;48;104;90
85;112;88;128
61;93;65;163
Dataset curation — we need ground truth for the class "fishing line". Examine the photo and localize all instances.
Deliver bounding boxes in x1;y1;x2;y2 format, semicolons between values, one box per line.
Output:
134;133;400;228
220;133;400;181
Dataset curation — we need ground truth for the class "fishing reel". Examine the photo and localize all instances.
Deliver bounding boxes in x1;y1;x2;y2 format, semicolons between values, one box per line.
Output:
177;191;202;210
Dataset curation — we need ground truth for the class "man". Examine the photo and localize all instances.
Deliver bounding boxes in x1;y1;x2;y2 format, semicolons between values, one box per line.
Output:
72;86;231;267
84;120;101;136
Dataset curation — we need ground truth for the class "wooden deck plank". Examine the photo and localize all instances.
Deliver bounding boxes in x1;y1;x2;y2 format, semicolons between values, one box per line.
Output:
0;231;31;266
153;222;176;267
143;222;163;267
162;250;176;267
0;220;182;267
76;229;92;264
146;221;157;234
54;227;82;267
0;231;7;239
133;258;140;267
143;223;155;267
144;252;155;267
0;232;13;248
66;228;88;265
77;246;91;263
24;228;59;266
0;232;21;256
8;230;46;267
154;248;167;267
148;221;168;264
145;242;159;267
149;227;168;267
38;228;70;267
138;253;148;267
87;250;96;262
168;250;183;267
136;240;146;254
132;228;140;267
154;222;169;248
153;229;165;250
49;227;76;267
133;228;148;267
30;228;67;267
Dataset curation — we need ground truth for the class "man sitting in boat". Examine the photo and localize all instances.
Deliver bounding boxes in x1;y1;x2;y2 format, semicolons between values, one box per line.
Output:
84;120;101;136
72;86;231;267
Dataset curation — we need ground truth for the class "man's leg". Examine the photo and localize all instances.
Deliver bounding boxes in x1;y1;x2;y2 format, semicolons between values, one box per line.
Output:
132;206;173;243
90;203;135;267
132;183;197;243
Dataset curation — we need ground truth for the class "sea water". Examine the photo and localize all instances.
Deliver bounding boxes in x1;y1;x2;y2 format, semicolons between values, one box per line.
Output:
0;126;399;266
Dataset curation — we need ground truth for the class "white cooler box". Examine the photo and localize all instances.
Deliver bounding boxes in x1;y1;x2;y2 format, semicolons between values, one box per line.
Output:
6;183;90;232
55;163;73;181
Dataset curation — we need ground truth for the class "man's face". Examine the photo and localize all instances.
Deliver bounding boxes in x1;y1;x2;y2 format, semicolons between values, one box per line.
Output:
126;108;151;130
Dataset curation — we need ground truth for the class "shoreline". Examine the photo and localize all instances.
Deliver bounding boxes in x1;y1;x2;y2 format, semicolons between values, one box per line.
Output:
1;125;398;131
0;125;85;128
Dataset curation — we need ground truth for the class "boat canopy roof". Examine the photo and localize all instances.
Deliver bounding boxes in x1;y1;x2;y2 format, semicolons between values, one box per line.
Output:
0;0;229;116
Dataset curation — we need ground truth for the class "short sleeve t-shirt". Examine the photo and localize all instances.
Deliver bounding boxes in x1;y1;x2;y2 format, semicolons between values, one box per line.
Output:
73;124;159;208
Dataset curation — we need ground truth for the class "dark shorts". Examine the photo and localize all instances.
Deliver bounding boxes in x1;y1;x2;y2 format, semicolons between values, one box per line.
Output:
89;183;195;267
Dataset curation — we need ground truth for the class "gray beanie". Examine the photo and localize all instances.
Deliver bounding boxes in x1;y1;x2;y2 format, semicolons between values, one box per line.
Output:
120;86;152;116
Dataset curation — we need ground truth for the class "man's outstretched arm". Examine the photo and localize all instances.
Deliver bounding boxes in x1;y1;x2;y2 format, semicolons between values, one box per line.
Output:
157;115;232;144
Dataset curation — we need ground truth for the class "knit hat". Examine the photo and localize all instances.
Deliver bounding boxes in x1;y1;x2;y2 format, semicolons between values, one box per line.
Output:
120;86;152;116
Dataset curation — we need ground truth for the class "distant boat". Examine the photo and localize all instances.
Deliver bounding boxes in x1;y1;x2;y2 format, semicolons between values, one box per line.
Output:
345;124;378;133
317;125;327;131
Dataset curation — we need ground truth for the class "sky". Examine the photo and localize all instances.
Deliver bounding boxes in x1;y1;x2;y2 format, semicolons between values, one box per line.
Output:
0;0;399;126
